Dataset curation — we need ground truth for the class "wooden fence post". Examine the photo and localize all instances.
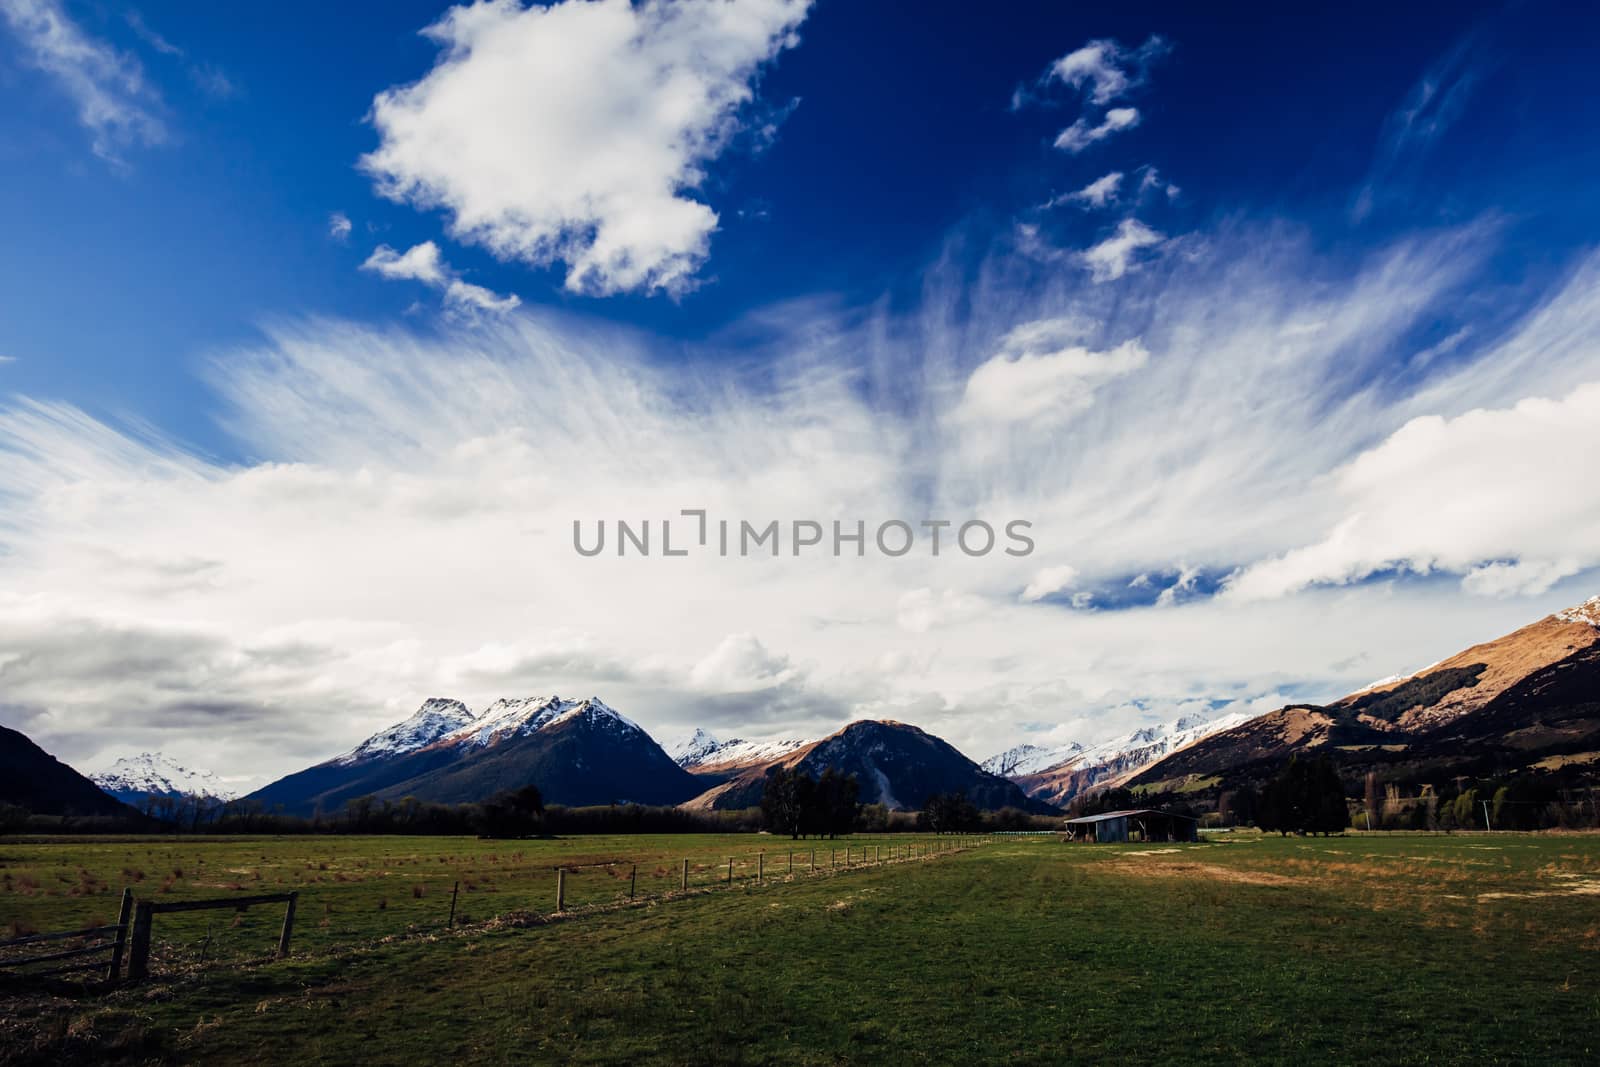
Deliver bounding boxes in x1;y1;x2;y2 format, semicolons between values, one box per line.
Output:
106;887;133;981
630;864;637;901
556;868;566;912
788;851;793;874
726;858;733;884
758;853;764;883
810;849;816;871
449;881;459;928
127;901;153;982
276;892;297;958
681;858;689;891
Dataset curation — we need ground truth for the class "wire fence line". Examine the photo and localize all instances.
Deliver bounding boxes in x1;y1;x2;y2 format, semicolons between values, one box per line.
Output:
7;835;995;984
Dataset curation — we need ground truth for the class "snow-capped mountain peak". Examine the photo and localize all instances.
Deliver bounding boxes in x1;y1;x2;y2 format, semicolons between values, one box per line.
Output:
544;696;645;735
435;695;644;750
336;697;476;765
672;728;722;767
93;752;234;800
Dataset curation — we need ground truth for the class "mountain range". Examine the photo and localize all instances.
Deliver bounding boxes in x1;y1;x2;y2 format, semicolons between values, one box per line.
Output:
986;709;1259;808
677;719;1055;814
5;595;1597;822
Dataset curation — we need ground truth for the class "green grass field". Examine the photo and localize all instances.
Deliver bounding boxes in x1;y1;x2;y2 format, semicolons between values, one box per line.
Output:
0;832;932;966
4;831;1599;1064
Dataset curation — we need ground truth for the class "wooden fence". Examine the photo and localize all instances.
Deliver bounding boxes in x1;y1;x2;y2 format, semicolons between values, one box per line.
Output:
0;888;133;982
126;891;297;981
4;836;992;986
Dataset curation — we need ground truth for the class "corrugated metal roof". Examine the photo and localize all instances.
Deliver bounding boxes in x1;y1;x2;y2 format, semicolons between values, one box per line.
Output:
1063;808;1199;824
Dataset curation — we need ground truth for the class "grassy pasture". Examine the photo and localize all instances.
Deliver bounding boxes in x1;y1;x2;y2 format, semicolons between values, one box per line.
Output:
4;832;1600;1064
0;833;945;965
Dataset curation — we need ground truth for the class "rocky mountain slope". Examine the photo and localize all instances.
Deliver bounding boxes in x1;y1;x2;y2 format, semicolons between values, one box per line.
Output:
2;725;133;818
1129;596;1600;799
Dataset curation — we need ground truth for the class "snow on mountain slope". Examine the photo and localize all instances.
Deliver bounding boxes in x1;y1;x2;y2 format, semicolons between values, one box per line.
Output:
1555;595;1600;627
1004;708;1259;807
93;752;234;801
335;698;476;765
981;742;1083;777
1072;711;1257;776
671;729;813;770
437;695;643;750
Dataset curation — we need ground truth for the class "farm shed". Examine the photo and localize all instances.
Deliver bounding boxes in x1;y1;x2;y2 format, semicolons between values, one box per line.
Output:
1063;809;1198;843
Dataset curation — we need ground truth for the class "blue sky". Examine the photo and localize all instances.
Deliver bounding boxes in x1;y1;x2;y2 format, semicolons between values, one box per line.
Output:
7;0;1598;452
3;0;1600;782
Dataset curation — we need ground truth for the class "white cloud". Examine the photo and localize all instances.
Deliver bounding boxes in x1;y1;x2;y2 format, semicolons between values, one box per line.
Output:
328;212;353;242
5;219;1600;776
1057;171;1122;210
896;589;987;633
1353;36;1481;221
0;355;14;364
1047;36;1167;106
1053;106;1140;153
362;241;520;314
364;242;448;285
0;0;165;163
689;633;796;691
1225;384;1600;601
1022;565;1078;602
1081;218;1165;281
361;0;812;296
956;322;1148;425
1137;166;1178;200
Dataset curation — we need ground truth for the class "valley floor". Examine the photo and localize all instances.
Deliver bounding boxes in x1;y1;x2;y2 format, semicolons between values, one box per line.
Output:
4;832;1600;1064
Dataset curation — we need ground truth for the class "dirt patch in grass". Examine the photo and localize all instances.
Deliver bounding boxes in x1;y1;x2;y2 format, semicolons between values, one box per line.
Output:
1103;860;1300;886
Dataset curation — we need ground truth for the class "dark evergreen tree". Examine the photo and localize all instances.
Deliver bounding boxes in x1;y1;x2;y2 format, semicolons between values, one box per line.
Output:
475;783;545;838
1258;755;1347;836
813;767;861;838
760;766;814;839
919;791;979;833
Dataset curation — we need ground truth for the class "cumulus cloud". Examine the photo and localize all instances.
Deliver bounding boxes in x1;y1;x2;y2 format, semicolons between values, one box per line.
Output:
328;212;353;242
955;320;1148;425
1053;106;1140;153
1081;218;1165;281
362;241;520;314
689;633;797;691
0;0;166;164
1225;384;1600;600
361;0;812;296
1021;565;1078;602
